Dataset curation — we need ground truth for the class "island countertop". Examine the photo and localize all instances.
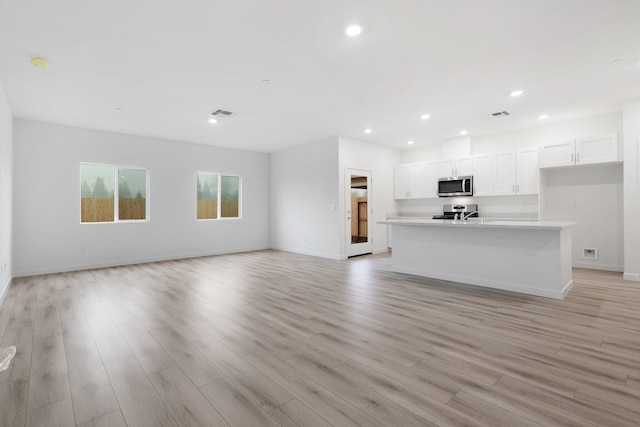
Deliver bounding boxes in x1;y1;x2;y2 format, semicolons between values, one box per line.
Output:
380;217;575;299
378;218;575;230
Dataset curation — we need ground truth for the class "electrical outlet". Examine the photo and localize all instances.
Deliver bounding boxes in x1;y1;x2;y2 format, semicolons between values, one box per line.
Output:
583;248;598;259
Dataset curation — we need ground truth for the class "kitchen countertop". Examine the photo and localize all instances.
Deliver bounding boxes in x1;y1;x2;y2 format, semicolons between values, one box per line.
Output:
378;218;575;230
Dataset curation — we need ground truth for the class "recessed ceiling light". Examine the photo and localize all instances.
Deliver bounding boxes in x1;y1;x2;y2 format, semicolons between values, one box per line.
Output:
364;128;372;134
538;114;549;120
31;57;50;69
420;114;431;120
345;25;362;37
407;140;415;145
510;90;524;97
459;130;468;135
208;117;218;124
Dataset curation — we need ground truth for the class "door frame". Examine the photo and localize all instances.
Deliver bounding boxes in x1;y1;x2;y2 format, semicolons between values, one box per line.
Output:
345;168;373;257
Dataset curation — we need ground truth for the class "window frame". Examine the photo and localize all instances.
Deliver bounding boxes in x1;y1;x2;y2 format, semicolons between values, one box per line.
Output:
80;162;150;224
196;171;242;221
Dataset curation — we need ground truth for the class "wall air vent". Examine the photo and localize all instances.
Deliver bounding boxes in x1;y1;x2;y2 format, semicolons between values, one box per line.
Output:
211;109;237;118
490;110;511;117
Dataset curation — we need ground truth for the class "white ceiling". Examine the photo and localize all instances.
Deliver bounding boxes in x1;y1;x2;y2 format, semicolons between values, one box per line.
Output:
1;0;639;153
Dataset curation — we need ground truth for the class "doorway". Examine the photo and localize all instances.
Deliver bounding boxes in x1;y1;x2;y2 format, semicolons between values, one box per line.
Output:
346;169;373;257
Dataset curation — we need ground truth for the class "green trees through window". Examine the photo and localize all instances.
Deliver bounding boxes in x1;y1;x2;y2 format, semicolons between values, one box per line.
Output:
81;165;239;223
81;164;148;223
197;172;240;219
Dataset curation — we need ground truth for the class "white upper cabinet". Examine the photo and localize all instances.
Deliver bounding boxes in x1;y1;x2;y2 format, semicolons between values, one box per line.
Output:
492;147;539;196
472;153;493;196
439;159;455;177
394;162;426;199
493;151;516;195
516;146;540;195
539;139;575;168
576;134;619;165
456;157;473;176
423;160;439;198
394;164;410;199
539;134;619;168
439;157;472;177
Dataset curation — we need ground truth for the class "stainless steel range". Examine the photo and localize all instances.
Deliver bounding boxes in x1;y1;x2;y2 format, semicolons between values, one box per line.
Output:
432;204;478;220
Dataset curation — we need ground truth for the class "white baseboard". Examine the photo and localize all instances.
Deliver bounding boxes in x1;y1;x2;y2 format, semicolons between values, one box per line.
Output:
13;246;270;277
269;246;342;260
572;262;624;272
623;272;640;281
0;277;12;305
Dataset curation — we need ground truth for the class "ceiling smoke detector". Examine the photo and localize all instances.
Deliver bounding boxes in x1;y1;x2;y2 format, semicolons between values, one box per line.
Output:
211;109;237;119
489;110;511;117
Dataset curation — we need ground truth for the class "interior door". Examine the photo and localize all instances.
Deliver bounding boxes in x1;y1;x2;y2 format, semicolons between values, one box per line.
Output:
346;169;373;257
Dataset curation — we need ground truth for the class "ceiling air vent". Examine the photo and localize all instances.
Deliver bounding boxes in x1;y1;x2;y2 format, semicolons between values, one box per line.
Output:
489;110;511;117
211;109;237;118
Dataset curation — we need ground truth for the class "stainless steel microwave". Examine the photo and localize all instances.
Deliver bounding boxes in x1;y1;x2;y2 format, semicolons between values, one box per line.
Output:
438;176;473;197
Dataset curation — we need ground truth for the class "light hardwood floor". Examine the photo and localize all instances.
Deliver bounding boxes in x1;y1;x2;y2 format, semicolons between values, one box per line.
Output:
1;250;639;426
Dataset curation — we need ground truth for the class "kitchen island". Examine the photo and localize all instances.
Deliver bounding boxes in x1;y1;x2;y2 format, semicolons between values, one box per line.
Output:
378;218;575;299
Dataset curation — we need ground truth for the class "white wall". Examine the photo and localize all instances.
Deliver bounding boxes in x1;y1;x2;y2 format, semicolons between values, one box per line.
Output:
0;82;12;298
270;138;340;259
338;137;400;257
623;99;640;281
541;164;623;271
13;120;270;276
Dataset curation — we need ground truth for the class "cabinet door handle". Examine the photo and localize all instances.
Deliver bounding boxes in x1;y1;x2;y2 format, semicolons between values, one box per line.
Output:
516;184;520;193
512;185;515;193
571;153;574;163
577;153;580;163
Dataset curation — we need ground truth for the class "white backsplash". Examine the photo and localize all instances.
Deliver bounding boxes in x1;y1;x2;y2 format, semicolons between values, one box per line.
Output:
391;194;539;220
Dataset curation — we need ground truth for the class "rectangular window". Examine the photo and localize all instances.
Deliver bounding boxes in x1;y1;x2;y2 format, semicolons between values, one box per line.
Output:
81;163;148;223
81;164;115;223
196;172;241;220
221;175;240;218
197;172;218;219
118;168;147;220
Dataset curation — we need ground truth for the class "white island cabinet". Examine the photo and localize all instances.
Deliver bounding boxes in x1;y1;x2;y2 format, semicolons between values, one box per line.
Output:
379;218;575;299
